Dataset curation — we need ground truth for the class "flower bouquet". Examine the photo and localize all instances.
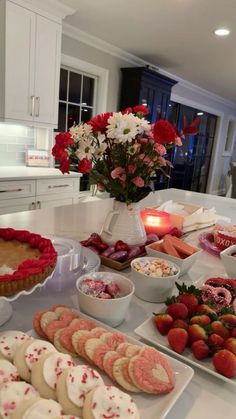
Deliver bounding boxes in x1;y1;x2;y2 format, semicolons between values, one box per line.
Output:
52;105;199;245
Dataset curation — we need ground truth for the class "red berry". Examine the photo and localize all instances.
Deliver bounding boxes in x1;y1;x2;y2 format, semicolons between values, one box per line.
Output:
231;328;236;338
195;304;216;316
172;319;189;330
208;333;225;353
191;340;209;360
188;324;208;343
167;328;188;354
219;314;236;328
190;314;211;327
224;337;236;355
166;302;188;320
211;321;230;339
213;349;236;378
153;314;173;336
179;294;198;315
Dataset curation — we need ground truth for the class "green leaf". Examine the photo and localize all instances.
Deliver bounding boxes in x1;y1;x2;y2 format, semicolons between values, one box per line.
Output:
175;282;202;297
165;296;179;306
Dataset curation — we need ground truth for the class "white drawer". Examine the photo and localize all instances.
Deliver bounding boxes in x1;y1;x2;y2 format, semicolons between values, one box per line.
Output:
0;197;35;214
0;180;35;199
36;178;76;196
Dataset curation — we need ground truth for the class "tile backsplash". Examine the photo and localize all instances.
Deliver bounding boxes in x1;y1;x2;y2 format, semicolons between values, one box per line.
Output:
0;124;36;166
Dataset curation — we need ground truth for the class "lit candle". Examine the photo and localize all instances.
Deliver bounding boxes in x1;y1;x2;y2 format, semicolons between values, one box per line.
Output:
140;209;172;237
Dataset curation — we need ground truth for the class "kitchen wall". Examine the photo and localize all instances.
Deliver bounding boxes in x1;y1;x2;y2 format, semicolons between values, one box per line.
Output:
0;124;36;166
61;31;236;196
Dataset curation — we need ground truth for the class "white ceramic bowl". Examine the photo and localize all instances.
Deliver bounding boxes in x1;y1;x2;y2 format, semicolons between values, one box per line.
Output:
130;256;180;303
76;271;134;327
220;244;236;278
145;240;202;276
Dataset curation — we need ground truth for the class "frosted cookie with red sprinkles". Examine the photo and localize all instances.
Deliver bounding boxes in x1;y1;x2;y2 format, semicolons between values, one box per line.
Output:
31;352;75;400
56;365;104;417
128;347;174;394
0;360;20;385
0;331;31;361
13;339;57;382
82;385;140;419
11;397;63;419
54;416;81;419
0;381;39;419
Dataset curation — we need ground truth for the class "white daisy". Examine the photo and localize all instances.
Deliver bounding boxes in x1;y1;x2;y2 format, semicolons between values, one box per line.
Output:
106;112;138;143
75;139;95;160
94;142;107;159
136;116;151;133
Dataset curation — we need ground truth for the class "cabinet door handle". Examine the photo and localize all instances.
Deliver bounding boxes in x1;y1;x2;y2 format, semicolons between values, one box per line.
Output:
30;96;35;116
0;188;23;193
31;202;36;210
37;201;41;209
35;97;40;117
48;184;70;189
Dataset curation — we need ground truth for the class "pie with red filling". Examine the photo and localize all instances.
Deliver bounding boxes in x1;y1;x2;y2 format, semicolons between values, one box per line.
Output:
0;228;57;296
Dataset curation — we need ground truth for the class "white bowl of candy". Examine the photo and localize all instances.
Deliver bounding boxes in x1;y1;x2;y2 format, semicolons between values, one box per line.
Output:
220;244;236;278
130;256;180;303
76;271;134;327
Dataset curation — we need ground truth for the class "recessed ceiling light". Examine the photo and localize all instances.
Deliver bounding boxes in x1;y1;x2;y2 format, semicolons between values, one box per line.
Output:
197;112;204;116
214;28;230;36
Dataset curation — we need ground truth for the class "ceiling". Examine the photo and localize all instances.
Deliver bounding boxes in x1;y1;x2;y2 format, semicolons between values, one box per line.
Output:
61;0;236;104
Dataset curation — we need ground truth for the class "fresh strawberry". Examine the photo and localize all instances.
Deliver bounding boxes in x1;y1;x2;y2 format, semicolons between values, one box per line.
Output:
224;337;236;355
176;283;201;315
190;314;211;327
219;314;236;328
172;319;189;330
191;340;209;360
231;328;236;338
211;321;230;339
166;302;188;319
208;333;225;353
153;313;173;335
167;328;188;354
213;349;236;378
188;324;208;343
195;304;217;316
115;240;129;252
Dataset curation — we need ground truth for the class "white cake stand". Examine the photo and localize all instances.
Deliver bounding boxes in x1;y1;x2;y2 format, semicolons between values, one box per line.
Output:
0;273;54;327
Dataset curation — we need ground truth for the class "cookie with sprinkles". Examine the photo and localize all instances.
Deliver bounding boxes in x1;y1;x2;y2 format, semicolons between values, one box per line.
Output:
11;397;63;419
82;385;140;419
56;365;104;417
0;381;39;419
0;360;20;385
0;331;31;361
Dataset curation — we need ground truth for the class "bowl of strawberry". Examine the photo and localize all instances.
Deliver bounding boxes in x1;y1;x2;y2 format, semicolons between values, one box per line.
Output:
153;279;236;380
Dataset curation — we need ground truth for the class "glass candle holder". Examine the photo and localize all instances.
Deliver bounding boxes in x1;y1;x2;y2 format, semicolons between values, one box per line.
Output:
140;209;172;237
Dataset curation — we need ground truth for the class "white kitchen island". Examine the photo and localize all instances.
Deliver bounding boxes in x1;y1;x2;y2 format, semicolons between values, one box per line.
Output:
0;188;235;419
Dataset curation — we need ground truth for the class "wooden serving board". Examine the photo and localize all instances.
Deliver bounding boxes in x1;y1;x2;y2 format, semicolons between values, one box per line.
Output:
100;252;146;271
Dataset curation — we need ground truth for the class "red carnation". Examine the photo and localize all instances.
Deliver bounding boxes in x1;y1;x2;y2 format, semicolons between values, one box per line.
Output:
52;144;68;161
133;105;149;115
78;158;92;174
55;132;74;147
87;112;113;133
59;159;71;174
153;120;177;144
121;107;132;114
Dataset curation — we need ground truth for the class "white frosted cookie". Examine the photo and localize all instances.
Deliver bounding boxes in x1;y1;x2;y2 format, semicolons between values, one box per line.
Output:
31;352;75;400
13;339;57;382
83;385;140;419
0;359;20;385
54;416;81;419
11;397;63;419
56;365;104;417
112;357;140;392
0;381;39;419
0;331;31;361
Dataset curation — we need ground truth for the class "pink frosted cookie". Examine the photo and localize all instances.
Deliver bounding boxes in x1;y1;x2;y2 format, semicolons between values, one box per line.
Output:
33;311;49;339
40;312;58;334
0;381;39;419
71;331;92;360
45;319;71;342
100;332;126;350
84;338;111;370
0;331;31;362
113;357;140;392
59;319;96;355
128;347;174;394
125;344;142;358
59;311;79;323
89;327;107;338
116;342;131;356
11;398;63;419
82;385;140;419
102;351;121;380
13;339;57;382
56;365;104;417
31;352;75;400
0;360;20;385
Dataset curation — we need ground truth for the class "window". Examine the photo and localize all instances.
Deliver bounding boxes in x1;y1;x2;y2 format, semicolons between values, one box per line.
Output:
57;67;97;131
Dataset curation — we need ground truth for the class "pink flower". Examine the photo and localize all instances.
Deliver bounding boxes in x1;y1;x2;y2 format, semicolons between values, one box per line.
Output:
175;136;183;146
158;157;167;167
111;167;125;179
154;143;167;156
132;176;145;187
128;164;137;174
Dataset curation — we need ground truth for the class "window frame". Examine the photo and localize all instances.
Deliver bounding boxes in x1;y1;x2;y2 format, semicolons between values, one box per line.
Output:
223;116;236;157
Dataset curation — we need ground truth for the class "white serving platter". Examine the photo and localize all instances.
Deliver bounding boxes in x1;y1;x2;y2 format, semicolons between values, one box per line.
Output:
134;316;236;386
29;310;194;419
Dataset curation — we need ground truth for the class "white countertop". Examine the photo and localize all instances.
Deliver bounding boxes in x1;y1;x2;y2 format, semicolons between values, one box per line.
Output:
0;166;82;180
0;189;235;419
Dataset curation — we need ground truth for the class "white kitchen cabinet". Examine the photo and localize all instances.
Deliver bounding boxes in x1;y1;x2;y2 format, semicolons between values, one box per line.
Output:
0;197;35;215
0;0;62;127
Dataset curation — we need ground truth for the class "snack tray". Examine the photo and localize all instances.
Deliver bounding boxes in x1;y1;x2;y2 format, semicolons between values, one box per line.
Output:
29;310;194;419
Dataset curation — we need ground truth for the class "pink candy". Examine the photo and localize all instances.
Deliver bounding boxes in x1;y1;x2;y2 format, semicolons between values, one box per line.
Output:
80;278;121;299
